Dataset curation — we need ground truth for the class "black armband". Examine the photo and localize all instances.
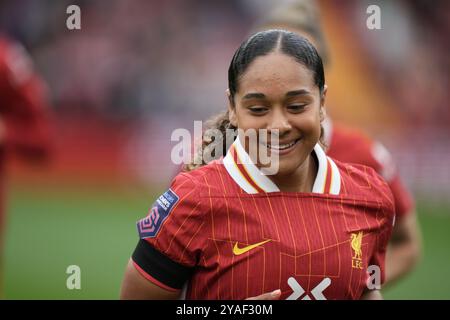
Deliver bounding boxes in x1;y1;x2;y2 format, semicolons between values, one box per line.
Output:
132;239;193;290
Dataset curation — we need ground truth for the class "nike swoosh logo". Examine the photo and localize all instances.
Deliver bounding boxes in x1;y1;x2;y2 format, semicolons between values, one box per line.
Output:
233;239;271;255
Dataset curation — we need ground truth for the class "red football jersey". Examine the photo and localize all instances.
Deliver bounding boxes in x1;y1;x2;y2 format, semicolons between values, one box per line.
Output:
132;138;395;300
324;118;413;219
0;35;52;159
0;36;52;230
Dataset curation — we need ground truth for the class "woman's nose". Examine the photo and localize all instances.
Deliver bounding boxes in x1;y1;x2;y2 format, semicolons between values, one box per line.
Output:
267;110;292;135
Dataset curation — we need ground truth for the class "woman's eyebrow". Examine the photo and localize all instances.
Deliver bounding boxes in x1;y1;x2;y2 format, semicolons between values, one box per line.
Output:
242;92;266;100
242;89;311;100
286;89;311;97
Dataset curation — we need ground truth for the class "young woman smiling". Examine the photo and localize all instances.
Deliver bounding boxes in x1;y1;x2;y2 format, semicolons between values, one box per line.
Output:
121;30;394;300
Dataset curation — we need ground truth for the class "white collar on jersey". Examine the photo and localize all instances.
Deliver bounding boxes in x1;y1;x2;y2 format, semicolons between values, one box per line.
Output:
223;136;341;195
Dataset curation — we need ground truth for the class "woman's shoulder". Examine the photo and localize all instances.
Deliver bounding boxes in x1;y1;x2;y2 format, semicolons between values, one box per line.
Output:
157;162;225;220
333;158;395;226
333;158;394;206
171;159;226;193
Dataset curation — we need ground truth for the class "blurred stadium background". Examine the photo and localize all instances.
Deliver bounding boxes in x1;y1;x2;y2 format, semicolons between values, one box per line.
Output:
1;0;449;299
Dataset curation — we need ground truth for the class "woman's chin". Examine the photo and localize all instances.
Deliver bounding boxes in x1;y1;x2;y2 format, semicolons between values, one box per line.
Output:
260;158;301;177
277;161;301;176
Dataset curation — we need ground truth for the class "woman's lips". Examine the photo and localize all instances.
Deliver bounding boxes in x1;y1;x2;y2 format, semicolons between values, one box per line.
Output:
263;138;302;155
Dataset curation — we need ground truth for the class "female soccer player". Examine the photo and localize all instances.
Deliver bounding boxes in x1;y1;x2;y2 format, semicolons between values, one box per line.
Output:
258;0;421;286
120;30;394;300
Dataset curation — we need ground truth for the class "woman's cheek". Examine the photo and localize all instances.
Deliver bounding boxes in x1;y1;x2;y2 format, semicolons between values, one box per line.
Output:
294;114;320;138
237;113;265;131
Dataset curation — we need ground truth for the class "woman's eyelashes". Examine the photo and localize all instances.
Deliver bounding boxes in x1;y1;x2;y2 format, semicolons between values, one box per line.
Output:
248;106;269;114
247;103;308;115
287;104;308;112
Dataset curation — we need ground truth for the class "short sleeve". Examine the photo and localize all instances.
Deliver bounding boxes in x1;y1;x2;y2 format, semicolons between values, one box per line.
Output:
386;175;414;219
368;180;395;286
131;173;206;291
370;141;415;218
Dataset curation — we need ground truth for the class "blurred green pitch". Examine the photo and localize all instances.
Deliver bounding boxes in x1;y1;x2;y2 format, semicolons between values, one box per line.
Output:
4;181;450;299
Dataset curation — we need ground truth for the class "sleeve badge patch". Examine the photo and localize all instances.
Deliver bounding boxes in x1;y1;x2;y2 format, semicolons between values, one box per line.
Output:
137;188;180;239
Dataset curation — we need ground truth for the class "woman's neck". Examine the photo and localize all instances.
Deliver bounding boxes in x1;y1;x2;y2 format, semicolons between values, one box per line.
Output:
268;153;318;193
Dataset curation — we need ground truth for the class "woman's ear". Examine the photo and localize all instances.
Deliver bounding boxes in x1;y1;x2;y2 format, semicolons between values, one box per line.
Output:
226;89;237;127
319;85;328;122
